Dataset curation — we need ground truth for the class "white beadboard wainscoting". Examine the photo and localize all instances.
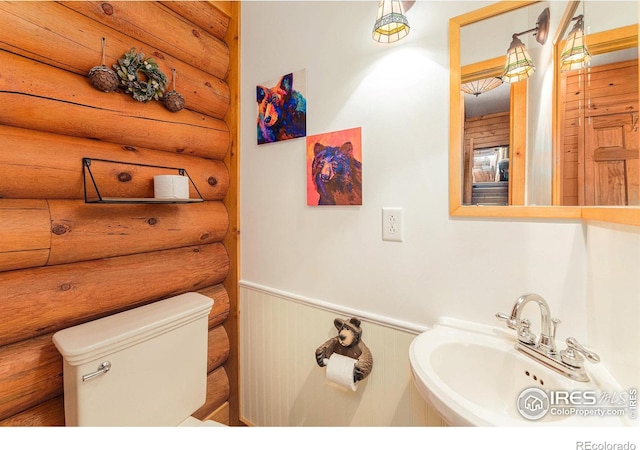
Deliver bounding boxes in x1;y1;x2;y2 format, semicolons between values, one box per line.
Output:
239;281;446;426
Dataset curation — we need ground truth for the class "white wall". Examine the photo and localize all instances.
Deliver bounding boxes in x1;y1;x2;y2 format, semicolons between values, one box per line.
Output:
240;0;639;425
586;222;640;390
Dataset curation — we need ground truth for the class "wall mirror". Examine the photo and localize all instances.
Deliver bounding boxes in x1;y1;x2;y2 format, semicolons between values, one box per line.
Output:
449;0;640;225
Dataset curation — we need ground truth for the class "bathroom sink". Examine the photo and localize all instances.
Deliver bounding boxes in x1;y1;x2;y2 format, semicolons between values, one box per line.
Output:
409;318;632;426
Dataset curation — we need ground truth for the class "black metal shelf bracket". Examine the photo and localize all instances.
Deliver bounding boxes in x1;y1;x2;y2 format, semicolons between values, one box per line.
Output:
82;157;205;204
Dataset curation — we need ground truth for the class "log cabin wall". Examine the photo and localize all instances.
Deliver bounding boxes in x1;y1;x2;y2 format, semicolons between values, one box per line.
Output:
0;1;239;426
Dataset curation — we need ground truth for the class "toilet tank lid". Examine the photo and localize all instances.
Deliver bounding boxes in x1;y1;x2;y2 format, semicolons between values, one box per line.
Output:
53;292;213;365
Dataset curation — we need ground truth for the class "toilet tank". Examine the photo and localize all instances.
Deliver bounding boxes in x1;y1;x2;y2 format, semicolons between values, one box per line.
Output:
53;292;213;426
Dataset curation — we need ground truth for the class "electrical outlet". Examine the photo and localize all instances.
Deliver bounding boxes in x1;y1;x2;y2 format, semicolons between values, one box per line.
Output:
382;207;403;242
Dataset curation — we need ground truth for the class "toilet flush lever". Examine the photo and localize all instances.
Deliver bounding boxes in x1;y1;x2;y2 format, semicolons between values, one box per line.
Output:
82;361;111;382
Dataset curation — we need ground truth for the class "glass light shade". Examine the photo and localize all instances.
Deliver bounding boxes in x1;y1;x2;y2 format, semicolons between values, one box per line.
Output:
461;77;503;96
560;17;591;72
502;35;536;83
372;0;410;43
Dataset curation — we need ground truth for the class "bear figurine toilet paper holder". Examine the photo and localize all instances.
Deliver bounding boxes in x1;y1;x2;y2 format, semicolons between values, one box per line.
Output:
315;317;373;383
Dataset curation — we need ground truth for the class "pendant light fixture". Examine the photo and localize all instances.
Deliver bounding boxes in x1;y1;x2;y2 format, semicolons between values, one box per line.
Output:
372;0;410;43
502;7;550;83
560;15;591;72
460;77;503;97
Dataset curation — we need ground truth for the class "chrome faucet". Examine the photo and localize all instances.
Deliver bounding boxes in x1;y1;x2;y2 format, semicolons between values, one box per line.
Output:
496;293;599;382
496;293;558;354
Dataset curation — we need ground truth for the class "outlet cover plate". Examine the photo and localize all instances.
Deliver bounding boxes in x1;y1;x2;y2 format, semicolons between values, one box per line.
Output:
382;207;403;242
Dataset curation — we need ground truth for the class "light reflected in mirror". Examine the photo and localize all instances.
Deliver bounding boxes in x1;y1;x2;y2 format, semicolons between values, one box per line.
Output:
449;0;640;225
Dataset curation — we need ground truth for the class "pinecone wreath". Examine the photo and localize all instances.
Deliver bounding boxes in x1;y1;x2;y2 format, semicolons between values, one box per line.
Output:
113;48;168;103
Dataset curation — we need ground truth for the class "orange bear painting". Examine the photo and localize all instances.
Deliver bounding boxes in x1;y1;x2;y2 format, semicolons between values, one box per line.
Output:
307;128;362;206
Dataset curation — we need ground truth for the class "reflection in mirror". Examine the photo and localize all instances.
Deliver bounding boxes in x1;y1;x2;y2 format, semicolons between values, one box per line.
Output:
556;2;639;206
460;2;558;206
462;83;511;205
451;0;639;221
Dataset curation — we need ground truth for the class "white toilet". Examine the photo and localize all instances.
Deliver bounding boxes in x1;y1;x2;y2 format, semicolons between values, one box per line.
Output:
53;292;224;426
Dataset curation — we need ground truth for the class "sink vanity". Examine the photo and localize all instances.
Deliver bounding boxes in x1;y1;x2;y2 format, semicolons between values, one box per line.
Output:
409;314;631;426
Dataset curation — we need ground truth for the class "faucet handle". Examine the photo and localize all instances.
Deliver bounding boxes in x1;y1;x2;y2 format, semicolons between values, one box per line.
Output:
495;312;517;330
517;319;536;344
551;318;561;340
560;337;600;368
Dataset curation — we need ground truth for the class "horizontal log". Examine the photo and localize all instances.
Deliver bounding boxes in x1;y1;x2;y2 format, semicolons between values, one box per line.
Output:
192;366;230;421
208;325;230;373
0;200;50;272
201;284;231;329
0;200;50;253
0;125;229;201
0;334;62;421
0;250;50;274
59;1;230;81
160;1;231;41
48;200;229;265
0;243;229;347
0;396;64;427
0;199;230;273
209;2;234;19
202;401;229;425
0;50;229;160
0;2;230;118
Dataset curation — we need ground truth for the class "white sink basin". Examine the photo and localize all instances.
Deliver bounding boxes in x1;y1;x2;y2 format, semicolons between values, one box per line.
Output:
409;318;632;426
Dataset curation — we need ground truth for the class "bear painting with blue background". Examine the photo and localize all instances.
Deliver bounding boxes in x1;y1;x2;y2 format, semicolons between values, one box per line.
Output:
256;71;306;144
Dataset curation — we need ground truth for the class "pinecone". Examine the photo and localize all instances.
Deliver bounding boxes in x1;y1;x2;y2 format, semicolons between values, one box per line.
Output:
88;65;119;93
164;90;185;112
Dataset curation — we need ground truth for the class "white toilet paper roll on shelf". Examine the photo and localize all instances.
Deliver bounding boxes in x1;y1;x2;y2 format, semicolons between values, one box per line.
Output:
154;175;189;199
323;353;358;391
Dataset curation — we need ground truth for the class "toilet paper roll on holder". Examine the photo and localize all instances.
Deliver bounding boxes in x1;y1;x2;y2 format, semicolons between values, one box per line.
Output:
315;317;373;383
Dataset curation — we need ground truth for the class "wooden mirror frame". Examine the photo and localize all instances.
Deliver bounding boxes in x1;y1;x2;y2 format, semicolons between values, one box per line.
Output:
449;0;640;225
